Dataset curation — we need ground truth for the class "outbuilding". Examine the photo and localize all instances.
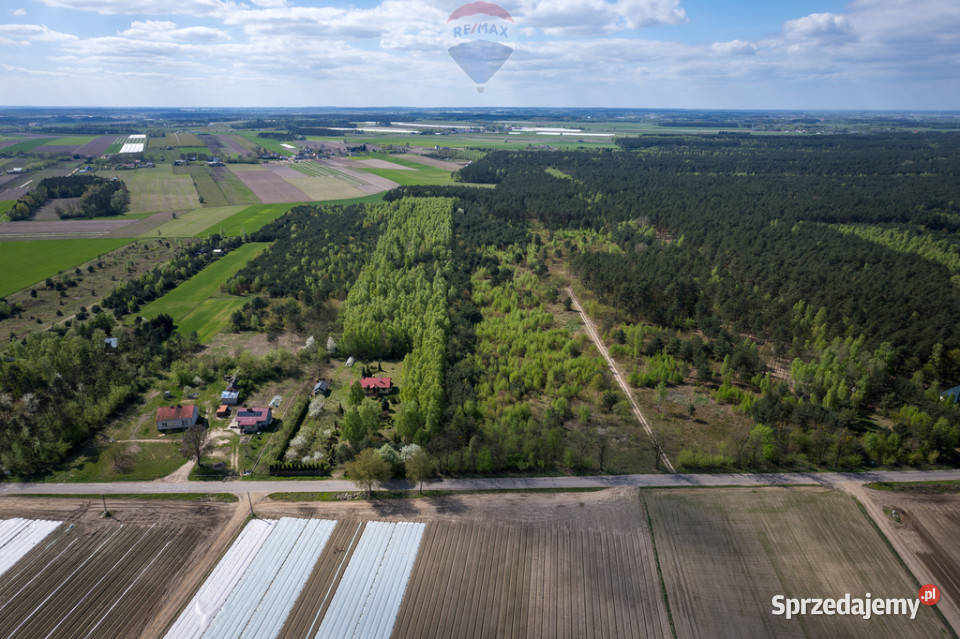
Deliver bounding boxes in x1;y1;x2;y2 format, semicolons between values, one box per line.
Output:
360;377;392;396
312;380;331;397
221;390;239;405
156;404;199;431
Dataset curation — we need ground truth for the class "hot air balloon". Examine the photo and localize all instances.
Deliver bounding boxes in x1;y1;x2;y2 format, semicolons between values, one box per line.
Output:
447;2;514;92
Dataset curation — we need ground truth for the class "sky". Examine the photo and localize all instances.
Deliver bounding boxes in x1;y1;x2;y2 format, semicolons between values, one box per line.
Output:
0;0;957;109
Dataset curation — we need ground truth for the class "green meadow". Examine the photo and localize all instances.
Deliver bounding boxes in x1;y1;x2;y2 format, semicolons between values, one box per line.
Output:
0;200;14;222
0;238;134;297
137;242;268;341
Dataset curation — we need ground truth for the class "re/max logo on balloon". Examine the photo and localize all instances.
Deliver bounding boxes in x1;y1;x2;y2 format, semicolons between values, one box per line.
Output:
447;1;515;92
452;23;509;38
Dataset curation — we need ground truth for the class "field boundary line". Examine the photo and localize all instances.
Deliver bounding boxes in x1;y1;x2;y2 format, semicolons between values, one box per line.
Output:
566;287;674;472
643;497;678;639
850;495;960;638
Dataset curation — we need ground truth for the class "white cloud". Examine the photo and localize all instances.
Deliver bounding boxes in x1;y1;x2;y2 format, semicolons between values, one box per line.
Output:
120;20;228;42
782;12;855;43
516;0;687;36
711;40;757;56
0;23;77;42
36;0;234;16
12;8;26;16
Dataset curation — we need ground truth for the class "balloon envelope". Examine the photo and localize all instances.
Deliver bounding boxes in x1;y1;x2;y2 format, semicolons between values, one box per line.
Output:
448;40;513;86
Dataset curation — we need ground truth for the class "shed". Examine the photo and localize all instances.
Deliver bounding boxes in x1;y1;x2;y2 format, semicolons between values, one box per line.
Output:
236;407;273;434
216;404;230;418
941;385;960;404
156;404;199;431
104;337;118;349
313;380;331;397
221;390;240;405
345;356;355;368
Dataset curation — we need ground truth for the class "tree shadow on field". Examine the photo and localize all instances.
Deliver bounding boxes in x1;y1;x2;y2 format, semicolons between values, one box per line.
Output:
370;497;418;517
432;495;467;515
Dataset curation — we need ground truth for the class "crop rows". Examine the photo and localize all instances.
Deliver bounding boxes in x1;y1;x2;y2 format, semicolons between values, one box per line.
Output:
0;522;206;638
0;518;61;577
394;520;671;639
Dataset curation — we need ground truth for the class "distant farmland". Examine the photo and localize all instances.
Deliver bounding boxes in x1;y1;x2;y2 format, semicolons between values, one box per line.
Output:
146;205;247;237
106;165;200;213
198;203;295;236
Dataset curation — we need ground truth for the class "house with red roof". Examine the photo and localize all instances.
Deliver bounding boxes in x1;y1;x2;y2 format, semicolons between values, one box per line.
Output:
236;407;273;434
360;377;393;396
156;404;199;431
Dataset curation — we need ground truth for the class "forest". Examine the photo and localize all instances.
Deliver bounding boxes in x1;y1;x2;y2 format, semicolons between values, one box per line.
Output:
7;175;129;220
4;131;960;477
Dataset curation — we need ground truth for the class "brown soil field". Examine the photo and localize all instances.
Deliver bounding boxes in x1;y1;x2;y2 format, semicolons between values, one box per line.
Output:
75;135;115;157
0;239;184;342
215;134;256;156
863;489;960;629
0;218;135;237
0;497;240;639
271;164;306;179
397;153;466;171
228;165;311;203
647;487;951;639
34;196;82;220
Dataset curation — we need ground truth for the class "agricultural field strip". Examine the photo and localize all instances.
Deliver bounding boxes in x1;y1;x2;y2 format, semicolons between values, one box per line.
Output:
202;517;337;639
0;525;127;637
165;519;277;639
315;521;426;639
0;518;61;578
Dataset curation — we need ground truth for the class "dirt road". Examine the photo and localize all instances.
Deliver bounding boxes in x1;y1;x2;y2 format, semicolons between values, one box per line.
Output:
565;288;675;471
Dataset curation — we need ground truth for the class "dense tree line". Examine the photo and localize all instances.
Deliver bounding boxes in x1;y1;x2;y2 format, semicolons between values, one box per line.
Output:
102;236;243;318
8;175;128;220
227;204;383;304
340;198;454;440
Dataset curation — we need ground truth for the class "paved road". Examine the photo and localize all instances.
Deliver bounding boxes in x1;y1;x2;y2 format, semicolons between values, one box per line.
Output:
565;288;675;472
3;469;960;496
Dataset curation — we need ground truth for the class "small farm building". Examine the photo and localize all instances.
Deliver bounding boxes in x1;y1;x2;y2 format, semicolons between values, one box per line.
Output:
156;405;199;431
216;404;230;418
237;407;273;434
221;390;239;405
313;380;331;396
360;377;392;396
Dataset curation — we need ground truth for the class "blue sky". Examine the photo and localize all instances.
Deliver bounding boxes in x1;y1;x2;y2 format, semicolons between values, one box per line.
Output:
0;0;957;109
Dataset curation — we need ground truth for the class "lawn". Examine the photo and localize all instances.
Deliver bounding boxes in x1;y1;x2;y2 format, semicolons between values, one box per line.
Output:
0;200;13;222
106;164;200;213
198;203;294;236
145;205;246;237
42;440;187;482
137;242;269;341
0;238;134;297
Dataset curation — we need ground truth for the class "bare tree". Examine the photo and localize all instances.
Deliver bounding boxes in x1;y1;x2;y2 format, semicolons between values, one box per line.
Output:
180;423;211;464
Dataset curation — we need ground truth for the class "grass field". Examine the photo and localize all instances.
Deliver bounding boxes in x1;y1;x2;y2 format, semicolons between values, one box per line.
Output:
42;440;187;483
352;162;454;185
237;132;296;156
0;238;134;297
0;199;13;222
174;165;258;206
38;135;97;147
145;205;246;237
198;203;294;236
150;132;205;148
1;138;52;154
107;164;200;213
137;242;268;341
104;135;125;154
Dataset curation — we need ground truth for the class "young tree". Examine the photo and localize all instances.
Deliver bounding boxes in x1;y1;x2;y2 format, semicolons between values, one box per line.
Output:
405;448;435;495
345;448;392;498
349;380;365;406
180;423;210;465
